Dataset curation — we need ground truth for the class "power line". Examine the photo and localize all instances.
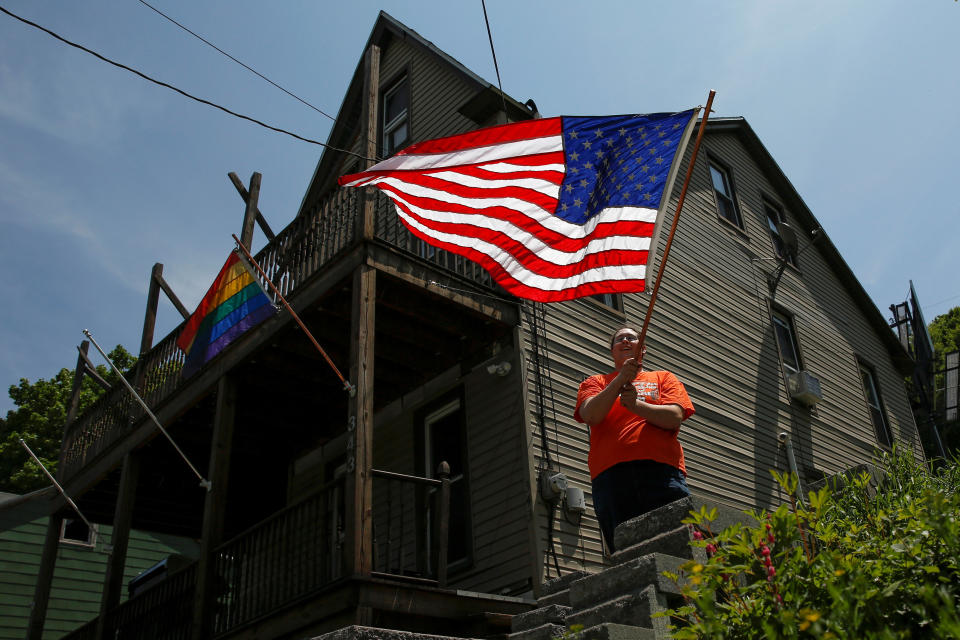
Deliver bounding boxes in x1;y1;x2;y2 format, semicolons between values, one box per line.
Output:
0;4;374;162
137;0;337;122
480;0;508;118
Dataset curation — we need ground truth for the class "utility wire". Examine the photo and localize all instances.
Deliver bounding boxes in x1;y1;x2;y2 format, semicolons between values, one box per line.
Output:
137;0;336;122
0;4;374;162
480;0;508;118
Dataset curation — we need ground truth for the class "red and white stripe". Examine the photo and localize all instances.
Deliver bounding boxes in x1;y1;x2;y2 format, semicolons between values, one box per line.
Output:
339;118;658;302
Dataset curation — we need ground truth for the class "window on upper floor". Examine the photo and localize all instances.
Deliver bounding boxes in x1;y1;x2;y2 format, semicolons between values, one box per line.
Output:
764;199;797;267
382;77;410;157
773;310;802;376
858;361;892;447
708;159;743;228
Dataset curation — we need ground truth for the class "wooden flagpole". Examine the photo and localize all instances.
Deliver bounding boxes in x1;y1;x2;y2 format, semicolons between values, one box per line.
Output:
637;90;717;356
231;234;355;395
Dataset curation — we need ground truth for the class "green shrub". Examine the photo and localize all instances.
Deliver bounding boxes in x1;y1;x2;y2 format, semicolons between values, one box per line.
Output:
662;449;960;639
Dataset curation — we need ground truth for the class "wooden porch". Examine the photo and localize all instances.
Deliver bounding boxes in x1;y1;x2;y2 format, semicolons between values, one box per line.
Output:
33;178;526;640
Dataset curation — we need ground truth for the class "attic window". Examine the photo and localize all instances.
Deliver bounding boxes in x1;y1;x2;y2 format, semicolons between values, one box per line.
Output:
382;77;410;157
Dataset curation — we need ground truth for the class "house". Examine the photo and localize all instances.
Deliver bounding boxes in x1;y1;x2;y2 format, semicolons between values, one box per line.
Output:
0;490;196;640
11;10;920;640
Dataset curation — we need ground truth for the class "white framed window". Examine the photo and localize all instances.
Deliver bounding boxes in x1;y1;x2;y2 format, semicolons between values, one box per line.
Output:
858;361;892;447
60;517;96;547
590;293;623;312
709;160;742;228
773;310;802;376
382;78;410;157
765;200;796;266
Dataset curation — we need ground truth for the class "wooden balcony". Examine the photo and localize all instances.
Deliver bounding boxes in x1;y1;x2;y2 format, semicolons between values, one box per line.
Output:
57;187;518;496
59;464;529;640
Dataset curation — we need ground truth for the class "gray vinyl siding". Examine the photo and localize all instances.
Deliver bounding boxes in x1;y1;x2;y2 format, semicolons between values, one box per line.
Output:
519;127;920;581
371;347;532;595
0;518;195;639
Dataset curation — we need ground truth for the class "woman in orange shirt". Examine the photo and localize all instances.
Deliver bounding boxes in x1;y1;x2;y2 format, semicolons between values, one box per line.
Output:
574;326;695;552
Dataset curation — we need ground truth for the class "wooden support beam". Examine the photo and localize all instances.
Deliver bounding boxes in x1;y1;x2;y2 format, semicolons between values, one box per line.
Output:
66;342;93;424
228;171;276;241
156;270;191;320
25;513;64;640
344;265;375;578
239;172;262;250
192;375;237;640
76;346;111;392
140;263;163;357
95;452;140;640
358;44;380;240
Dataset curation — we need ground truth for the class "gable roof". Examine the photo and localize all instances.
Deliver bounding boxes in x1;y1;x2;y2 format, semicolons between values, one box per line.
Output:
707;117;911;374
296;11;533;218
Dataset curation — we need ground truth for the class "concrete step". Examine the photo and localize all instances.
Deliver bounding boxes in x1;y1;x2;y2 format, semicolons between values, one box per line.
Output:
577;622;656;640
536;569;588;608
569;553;686;609
542;570;589;596
309;625;483;640
536;589;571;608
612;497;694;552
565;585;667;632
505;622;566;640
511;604;571;633
610;525;704;566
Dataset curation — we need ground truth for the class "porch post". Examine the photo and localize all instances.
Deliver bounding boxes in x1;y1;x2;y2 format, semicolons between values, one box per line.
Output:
192;374;237;640
240;173;262;250
344;264;375;584
25;512;63;640
342;41;378;601
95;452;140;640
358;43;380;241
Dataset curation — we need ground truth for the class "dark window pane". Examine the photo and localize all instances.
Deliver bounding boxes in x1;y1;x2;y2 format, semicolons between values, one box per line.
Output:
774;314;800;373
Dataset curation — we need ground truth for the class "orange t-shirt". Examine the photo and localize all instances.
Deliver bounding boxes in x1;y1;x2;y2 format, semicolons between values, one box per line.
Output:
574;369;695;479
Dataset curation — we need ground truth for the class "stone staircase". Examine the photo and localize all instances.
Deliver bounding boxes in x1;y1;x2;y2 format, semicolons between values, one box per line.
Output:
309;496;742;640
507;497;703;640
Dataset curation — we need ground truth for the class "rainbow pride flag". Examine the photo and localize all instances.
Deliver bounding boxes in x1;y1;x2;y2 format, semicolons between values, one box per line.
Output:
177;251;277;378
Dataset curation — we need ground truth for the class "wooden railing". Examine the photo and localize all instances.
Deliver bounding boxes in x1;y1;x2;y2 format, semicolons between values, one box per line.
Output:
212;477;345;634
371;464;451;587
62;465;450;639
58;187;500;482
63;563;197;640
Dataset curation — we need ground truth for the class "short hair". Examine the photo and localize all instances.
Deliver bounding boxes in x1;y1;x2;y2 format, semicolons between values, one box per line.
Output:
609;325;641;350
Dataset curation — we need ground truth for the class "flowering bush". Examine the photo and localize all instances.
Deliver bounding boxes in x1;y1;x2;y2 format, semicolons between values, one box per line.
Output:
661;449;960;639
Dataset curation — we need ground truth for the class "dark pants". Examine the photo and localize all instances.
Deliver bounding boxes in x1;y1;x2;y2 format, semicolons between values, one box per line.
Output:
591;459;689;552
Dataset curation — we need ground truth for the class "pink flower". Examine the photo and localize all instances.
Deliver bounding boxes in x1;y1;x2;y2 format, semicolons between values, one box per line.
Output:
692;530;703;540
761;546;771;557
767;565;776;578
706;543;717;555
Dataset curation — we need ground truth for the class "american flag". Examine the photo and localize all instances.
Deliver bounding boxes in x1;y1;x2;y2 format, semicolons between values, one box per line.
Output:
338;109;696;302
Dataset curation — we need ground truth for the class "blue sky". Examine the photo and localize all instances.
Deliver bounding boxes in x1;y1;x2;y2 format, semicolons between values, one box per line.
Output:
1;1;958;414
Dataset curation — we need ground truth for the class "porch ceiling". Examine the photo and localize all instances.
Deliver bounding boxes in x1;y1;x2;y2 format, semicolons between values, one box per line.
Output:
72;268;517;540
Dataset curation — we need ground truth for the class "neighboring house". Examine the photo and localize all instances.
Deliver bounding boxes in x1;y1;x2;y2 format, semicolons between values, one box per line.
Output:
10;11;920;640
0;490;197;640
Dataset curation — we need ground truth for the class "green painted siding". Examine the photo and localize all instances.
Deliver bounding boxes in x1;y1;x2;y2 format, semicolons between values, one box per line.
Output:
0;515;196;640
